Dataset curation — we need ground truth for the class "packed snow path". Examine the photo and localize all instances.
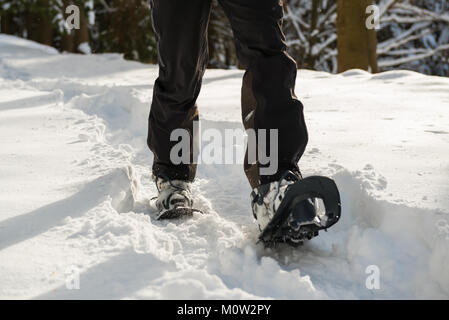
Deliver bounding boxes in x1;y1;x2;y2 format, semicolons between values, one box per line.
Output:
0;35;448;299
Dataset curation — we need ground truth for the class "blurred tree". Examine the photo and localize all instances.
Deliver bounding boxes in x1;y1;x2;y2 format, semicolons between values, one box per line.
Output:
337;0;379;72
29;0;54;46
207;0;237;68
1;0;25;36
93;0;157;62
60;0;74;52
73;0;89;53
283;0;338;72
58;0;91;53
377;0;449;76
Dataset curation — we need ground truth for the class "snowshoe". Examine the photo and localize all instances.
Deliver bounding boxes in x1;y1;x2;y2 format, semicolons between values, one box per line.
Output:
153;175;202;220
251;171;341;247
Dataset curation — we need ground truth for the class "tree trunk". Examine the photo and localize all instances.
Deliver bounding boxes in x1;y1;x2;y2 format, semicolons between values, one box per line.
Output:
25;10;38;42
367;26;379;73
37;16;53;46
304;0;320;69
74;4;89;52
337;0;378;73
0;13;13;34
61;0;74;52
32;0;53;46
61;33;74;52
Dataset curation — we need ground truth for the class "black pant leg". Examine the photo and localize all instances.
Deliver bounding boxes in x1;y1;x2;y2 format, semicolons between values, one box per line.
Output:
218;0;308;188
148;0;212;181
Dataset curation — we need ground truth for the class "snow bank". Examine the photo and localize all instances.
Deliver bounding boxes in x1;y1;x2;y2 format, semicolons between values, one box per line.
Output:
0;34;59;55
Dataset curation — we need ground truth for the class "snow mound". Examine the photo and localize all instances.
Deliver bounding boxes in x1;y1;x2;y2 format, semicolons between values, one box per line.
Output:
0;34;59;55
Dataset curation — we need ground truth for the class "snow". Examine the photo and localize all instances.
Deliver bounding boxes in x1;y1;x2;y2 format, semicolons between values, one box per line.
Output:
0;34;448;299
77;42;92;55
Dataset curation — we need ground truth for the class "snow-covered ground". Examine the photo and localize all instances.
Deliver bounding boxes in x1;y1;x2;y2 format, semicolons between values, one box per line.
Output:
0;34;448;299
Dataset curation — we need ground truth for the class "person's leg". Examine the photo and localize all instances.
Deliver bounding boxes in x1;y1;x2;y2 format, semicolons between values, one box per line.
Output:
218;0;308;189
148;0;212;181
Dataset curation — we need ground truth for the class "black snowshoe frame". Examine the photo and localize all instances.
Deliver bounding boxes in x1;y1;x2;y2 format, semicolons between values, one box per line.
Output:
259;176;341;247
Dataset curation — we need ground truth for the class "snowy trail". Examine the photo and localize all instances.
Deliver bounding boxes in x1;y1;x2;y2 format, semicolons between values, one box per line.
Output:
0;35;448;299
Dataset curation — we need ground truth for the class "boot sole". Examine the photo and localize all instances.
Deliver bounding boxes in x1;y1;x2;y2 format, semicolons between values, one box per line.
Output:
157;207;203;220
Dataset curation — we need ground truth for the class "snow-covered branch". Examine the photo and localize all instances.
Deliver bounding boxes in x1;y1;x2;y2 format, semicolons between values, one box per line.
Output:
379;44;449;67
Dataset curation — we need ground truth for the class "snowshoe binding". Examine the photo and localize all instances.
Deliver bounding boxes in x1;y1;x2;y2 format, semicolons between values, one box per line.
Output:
251;171;341;247
153;175;202;220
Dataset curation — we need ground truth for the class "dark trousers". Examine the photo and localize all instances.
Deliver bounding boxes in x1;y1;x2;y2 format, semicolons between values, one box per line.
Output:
148;0;308;189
